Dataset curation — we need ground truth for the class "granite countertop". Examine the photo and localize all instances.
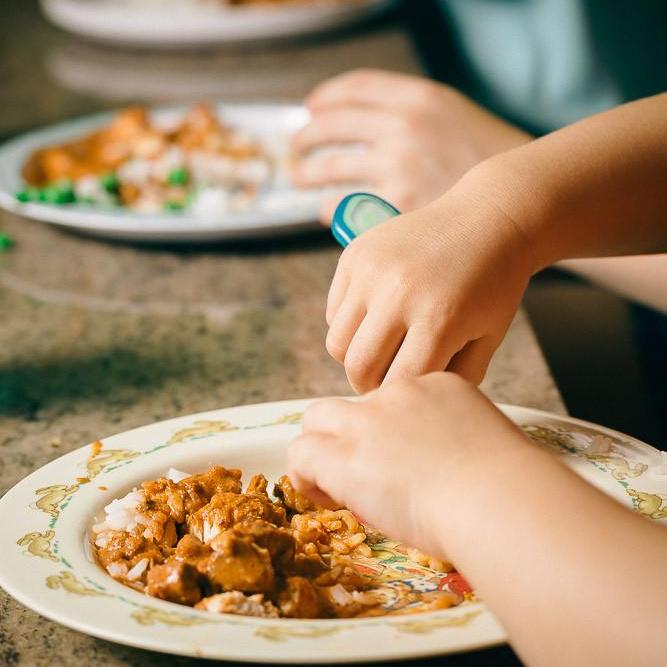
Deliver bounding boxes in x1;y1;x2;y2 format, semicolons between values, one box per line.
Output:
0;4;563;666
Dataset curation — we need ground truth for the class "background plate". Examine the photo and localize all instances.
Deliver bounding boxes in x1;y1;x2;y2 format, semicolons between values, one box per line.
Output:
0;103;326;243
40;0;394;48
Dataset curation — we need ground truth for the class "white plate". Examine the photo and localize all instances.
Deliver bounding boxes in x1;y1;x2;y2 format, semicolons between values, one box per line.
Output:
40;0;394;48
1;398;666;662
0;103;326;243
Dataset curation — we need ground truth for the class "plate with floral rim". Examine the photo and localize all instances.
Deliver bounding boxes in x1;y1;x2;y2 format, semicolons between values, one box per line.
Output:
0;398;665;663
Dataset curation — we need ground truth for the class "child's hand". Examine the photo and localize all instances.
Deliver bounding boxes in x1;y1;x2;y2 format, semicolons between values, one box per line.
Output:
291;69;530;222
290;373;667;667
288;372;529;559
325;181;533;392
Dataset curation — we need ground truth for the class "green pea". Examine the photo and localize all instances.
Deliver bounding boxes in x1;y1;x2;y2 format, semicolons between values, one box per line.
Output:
16;187;41;202
55;180;76;203
100;172;119;193
39;182;77;205
167;167;189;186
164;200;184;212
39;185;62;203
0;233;13;251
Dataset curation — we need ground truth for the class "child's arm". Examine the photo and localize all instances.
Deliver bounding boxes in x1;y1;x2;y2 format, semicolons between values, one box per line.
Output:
326;94;667;393
477;93;667;267
558;255;667;313
288;373;667;667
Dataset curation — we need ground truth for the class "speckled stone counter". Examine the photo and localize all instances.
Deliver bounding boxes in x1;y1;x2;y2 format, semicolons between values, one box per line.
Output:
0;4;563;666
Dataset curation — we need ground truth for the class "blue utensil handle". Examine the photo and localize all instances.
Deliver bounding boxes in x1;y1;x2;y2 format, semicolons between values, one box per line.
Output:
331;192;401;248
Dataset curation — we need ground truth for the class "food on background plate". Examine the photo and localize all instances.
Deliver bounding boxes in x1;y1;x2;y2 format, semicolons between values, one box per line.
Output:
123;0;361;6
92;465;460;619
18;104;274;218
217;0;362;5
219;0;356;5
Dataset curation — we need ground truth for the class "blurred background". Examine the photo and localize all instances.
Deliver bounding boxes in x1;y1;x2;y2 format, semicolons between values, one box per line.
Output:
3;0;664;448
0;2;665;666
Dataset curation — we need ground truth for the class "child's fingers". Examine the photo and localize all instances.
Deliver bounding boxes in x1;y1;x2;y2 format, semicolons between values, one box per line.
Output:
306;69;419;113
291;108;395;155
382;325;460;385
301;486;340;510
325;296;366;363
344;314;406;393
288;432;349;507
325;260;351;326
446;336;498;385
291;148;377;188
301;397;357;435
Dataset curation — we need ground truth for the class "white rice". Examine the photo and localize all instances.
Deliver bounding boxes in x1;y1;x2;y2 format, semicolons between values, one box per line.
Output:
106;561;128;578
74;175;116;205
94;469;191;535
99;489;146;532
325;584;377;608
235;158;271;184
328;583;353;606
127;558;150;581
117;158;152;186
188;152;229;184
197;592;279;617
166;467;190;483
190;187;231;219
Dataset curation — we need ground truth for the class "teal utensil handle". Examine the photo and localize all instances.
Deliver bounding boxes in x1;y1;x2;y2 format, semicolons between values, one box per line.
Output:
331;192;400;247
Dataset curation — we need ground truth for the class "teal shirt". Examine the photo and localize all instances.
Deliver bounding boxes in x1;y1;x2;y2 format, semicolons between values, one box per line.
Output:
434;0;667;132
